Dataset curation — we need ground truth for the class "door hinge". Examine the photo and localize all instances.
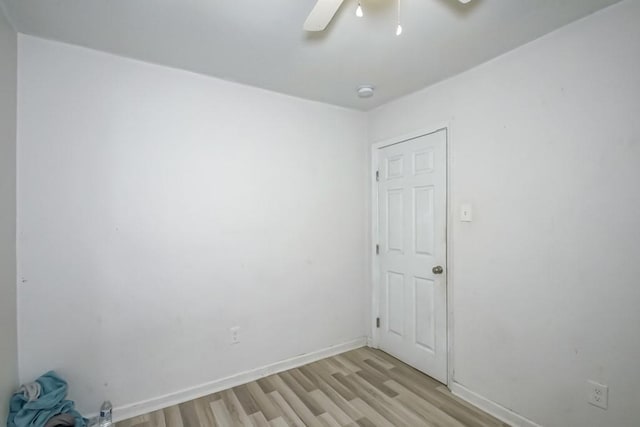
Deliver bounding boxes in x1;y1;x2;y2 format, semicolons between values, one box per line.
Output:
375;170;380;182
376;317;380;328
375;244;379;255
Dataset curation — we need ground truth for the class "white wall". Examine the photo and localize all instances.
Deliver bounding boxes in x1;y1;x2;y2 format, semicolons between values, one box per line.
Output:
17;35;368;415
369;2;640;426
15;1;640;425
0;5;18;423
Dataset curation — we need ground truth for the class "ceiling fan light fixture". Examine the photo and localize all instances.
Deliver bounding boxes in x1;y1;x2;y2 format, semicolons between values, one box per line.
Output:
303;0;475;33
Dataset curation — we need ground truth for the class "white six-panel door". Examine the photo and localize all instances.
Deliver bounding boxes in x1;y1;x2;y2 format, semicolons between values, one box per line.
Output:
377;129;447;383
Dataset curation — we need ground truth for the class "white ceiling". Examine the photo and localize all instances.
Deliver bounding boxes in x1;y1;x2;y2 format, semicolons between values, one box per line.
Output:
1;0;622;110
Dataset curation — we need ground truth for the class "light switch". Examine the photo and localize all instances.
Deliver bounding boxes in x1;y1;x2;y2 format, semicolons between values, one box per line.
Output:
460;204;472;222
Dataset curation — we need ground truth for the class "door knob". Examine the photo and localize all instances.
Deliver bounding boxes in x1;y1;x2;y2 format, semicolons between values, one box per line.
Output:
432;265;444;275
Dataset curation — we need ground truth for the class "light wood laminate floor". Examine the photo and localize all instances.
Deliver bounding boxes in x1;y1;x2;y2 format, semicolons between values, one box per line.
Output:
117;347;508;427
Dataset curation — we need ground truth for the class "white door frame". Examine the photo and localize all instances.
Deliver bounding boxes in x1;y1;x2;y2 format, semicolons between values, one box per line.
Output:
370;121;455;387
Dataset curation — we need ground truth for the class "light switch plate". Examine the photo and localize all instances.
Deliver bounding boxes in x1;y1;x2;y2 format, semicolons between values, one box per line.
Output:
460;203;472;222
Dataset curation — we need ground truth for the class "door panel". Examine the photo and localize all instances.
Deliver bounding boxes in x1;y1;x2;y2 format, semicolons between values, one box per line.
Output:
387;189;404;252
377;129;447;383
414;186;434;255
387;271;405;336
415;276;435;352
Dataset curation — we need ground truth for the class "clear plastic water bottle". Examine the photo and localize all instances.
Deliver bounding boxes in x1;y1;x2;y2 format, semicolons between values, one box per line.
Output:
99;401;112;427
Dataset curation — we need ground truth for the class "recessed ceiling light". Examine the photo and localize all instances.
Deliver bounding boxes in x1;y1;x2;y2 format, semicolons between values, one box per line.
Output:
357;85;375;98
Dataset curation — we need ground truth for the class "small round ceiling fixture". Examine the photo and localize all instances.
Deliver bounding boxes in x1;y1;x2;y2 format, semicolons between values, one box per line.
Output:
357;85;375;98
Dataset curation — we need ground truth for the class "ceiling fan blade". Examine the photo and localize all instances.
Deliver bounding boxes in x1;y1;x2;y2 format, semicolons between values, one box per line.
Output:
303;0;345;32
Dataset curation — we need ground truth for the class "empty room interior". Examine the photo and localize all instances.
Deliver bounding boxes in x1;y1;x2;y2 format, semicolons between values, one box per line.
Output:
1;0;639;426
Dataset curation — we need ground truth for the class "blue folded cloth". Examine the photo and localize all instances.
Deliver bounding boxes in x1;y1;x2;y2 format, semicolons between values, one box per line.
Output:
7;371;86;427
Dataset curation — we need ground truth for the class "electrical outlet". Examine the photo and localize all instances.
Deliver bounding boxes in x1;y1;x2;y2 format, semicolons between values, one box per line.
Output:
230;326;240;345
587;380;608;409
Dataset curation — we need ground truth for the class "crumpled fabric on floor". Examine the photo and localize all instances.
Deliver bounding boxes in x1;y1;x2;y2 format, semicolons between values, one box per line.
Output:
16;382;42;403
7;371;87;427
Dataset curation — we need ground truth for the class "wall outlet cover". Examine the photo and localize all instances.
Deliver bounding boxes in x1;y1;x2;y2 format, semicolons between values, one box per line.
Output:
230;326;240;345
587;380;608;410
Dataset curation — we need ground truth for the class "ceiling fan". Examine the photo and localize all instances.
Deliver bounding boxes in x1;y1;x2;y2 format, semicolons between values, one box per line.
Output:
303;0;473;32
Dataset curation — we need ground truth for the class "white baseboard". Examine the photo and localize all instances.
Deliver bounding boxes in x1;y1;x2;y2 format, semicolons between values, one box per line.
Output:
112;337;367;422
450;382;542;427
